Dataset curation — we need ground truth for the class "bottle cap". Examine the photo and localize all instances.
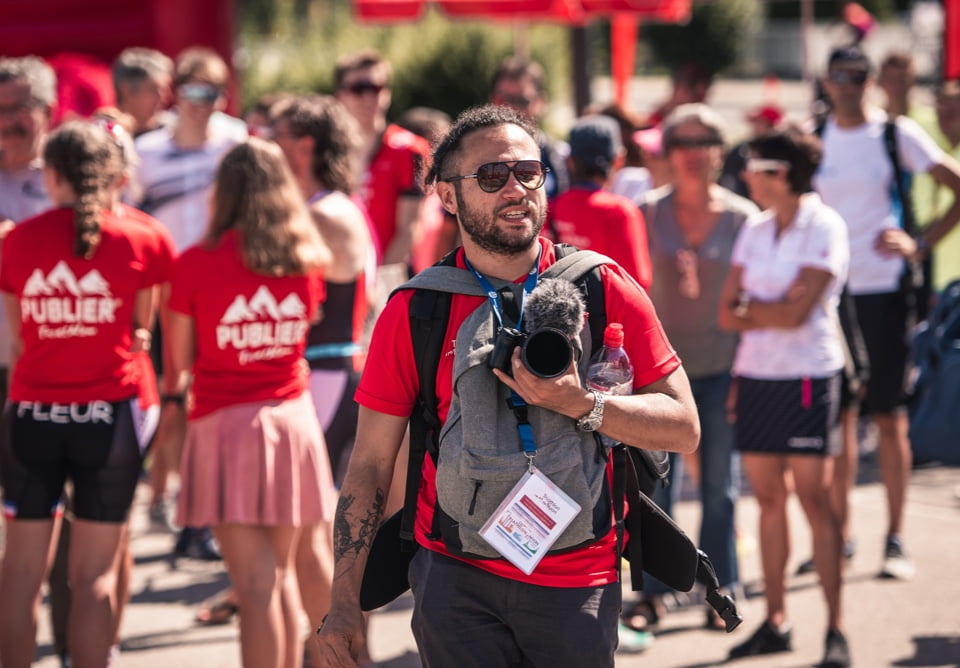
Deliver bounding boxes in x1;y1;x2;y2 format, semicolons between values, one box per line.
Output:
603;323;624;348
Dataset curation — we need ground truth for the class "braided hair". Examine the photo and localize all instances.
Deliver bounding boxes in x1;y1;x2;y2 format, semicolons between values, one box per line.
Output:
42;121;124;259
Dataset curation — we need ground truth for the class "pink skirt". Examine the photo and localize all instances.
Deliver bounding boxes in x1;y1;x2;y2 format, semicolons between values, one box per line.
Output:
177;392;337;527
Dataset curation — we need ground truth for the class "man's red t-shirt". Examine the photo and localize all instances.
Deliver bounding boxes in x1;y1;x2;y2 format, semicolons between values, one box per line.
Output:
553;186;653;289
167;228;325;419
0;207;163;403
361;124;430;260
355;237;680;588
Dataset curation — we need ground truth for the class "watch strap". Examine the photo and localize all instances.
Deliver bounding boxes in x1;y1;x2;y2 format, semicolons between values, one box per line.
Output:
577;390;605;431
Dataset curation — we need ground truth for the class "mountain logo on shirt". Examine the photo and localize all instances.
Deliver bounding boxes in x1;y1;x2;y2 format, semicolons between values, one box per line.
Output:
216;285;310;365
221;285;306;323
19;261;121;339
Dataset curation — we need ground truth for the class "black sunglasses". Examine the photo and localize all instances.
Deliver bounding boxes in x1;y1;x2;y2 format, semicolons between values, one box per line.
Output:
828;70;868;86
668;136;722;150
342;81;386;96
443;160;549;193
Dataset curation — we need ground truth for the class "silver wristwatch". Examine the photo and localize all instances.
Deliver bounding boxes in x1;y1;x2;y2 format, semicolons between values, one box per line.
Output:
577;390;605;432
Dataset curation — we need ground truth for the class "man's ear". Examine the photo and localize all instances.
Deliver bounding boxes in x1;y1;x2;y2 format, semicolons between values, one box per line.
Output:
436;181;458;216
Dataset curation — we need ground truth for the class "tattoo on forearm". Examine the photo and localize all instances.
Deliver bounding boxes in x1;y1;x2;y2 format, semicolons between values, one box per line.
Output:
333;488;386;566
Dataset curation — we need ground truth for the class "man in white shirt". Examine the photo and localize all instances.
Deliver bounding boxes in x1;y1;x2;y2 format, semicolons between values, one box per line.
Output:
135;46;247;253
135;46;247;561
814;45;960;580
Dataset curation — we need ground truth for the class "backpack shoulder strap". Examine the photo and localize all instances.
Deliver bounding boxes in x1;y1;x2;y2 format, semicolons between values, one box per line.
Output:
550;244;608;356
400;251;457;546
883;119;917;236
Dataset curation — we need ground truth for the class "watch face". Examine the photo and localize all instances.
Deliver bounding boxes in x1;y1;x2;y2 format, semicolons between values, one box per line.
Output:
580;416;601;432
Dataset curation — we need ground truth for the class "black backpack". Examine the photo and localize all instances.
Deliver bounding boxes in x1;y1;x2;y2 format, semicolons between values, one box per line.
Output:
359;245;741;631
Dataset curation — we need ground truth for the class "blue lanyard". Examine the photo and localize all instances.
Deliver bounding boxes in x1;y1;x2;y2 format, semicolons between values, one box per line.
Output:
464;245;541;332
464;247;542;467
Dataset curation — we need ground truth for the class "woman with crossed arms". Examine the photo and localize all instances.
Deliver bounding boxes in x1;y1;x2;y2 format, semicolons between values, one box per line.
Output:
718;128;851;668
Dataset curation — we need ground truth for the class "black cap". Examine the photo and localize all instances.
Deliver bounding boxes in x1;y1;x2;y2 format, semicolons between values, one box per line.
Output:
828;45;871;72
569;115;623;172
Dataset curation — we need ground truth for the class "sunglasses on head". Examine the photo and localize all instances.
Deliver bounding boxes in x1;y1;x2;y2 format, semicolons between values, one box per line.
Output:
668;136;722;150
745;158;790;175
443;160;549;193
828;69;868;86
342;81;386;96
179;83;221;104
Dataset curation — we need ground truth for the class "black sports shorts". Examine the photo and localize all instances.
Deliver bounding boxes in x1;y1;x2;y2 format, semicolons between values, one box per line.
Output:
851;290;913;414
0;398;157;522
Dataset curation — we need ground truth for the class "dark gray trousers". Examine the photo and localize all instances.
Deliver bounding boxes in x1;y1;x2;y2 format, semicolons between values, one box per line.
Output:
408;548;620;668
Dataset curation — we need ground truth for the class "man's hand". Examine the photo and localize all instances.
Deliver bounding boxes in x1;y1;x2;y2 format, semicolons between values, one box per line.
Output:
314;606;366;667
875;228;919;260
492;347;593;420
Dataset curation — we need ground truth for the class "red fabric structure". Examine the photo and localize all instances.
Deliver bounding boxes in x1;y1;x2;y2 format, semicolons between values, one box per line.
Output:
354;0;691;106
355;0;688;23
0;0;236;114
946;0;960;81
46;53;116;126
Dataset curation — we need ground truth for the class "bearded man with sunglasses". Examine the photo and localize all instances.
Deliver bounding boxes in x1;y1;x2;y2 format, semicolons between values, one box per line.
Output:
814;45;960;582
316;104;699;667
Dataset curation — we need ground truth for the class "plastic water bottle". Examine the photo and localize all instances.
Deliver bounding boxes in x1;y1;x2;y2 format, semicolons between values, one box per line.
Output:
586;323;634;396
586;323;634;446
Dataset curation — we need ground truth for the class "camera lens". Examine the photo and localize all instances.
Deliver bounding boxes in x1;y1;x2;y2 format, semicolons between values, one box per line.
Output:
521;327;573;378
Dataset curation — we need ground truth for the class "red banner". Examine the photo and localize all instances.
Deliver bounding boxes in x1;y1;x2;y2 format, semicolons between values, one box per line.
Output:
946;0;960;80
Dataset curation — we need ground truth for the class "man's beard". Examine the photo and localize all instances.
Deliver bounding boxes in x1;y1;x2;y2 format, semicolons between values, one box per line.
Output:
455;185;545;256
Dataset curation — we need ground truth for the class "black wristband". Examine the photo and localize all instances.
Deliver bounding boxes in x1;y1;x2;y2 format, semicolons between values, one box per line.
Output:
161;394;185;406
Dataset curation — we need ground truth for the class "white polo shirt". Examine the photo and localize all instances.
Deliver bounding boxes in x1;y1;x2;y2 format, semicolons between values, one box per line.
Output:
732;193;849;380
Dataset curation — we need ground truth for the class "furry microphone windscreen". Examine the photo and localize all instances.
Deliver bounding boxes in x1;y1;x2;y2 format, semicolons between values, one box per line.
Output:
524;278;586;337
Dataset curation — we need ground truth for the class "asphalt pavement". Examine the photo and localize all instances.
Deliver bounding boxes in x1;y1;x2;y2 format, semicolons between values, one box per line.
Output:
14;454;958;668
8;75;959;668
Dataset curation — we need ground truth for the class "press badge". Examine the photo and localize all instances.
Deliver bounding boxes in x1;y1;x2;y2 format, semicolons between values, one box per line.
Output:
478;467;581;575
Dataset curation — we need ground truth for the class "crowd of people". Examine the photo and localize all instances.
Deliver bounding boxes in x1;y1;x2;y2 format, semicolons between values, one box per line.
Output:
0;37;957;668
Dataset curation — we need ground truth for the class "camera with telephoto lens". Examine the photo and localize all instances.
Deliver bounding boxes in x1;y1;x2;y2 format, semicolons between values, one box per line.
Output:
488;326;573;379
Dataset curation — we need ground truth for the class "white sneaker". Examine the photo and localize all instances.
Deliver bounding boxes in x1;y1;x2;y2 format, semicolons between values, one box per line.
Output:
148;499;178;533
880;537;915;580
617;622;654;653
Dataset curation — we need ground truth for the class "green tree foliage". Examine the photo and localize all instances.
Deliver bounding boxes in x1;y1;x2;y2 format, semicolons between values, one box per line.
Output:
641;0;761;77
239;2;569;122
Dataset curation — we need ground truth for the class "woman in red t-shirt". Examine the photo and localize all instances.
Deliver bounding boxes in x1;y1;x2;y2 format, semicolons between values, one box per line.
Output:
166;137;336;668
0;121;162;667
